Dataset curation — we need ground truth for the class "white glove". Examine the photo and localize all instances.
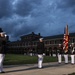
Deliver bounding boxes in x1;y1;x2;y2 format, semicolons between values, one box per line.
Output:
43;53;45;56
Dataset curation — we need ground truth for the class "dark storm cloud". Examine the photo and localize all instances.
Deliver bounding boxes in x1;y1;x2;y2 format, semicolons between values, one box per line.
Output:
56;0;75;32
14;0;32;16
0;0;75;41
57;0;75;13
57;0;75;8
14;0;43;16
0;0;12;18
0;0;43;40
0;15;41;40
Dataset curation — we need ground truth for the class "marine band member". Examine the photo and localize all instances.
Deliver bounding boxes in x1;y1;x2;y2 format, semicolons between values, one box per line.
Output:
37;38;45;69
57;44;63;64
70;43;75;64
0;28;7;73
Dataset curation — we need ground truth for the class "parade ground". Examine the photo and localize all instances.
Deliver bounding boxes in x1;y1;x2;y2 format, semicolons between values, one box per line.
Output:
1;62;75;75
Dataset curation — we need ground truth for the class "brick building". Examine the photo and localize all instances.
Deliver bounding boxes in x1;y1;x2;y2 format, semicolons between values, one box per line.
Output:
8;32;75;56
8;32;42;54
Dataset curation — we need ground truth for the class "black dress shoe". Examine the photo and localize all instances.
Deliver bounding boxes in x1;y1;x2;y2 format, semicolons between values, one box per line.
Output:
65;63;68;64
71;63;74;65
58;62;61;64
0;71;5;73
38;68;42;69
38;67;43;69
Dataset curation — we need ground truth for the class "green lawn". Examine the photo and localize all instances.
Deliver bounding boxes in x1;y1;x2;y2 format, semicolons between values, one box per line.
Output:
4;54;58;65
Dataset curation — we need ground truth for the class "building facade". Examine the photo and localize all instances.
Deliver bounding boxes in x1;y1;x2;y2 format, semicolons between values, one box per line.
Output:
8;32;42;54
7;32;75;56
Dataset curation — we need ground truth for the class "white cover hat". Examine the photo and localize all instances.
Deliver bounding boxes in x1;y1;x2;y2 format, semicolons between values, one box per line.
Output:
39;38;43;40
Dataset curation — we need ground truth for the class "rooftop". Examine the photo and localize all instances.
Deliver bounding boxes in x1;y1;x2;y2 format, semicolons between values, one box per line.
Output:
44;32;75;40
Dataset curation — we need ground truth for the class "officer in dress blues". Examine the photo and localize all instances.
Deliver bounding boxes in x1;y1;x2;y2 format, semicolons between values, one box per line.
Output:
57;44;63;64
0;28;7;73
70;43;75;64
37;38;45;69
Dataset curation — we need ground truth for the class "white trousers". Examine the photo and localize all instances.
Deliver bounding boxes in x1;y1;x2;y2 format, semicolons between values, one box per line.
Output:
38;54;43;68
0;54;5;72
64;54;68;63
58;54;62;63
71;55;75;64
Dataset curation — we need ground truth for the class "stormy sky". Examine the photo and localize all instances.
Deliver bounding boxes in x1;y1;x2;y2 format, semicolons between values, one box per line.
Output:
0;0;75;41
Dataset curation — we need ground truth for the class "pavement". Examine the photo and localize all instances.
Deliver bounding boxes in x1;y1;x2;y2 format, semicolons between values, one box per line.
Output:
1;62;75;75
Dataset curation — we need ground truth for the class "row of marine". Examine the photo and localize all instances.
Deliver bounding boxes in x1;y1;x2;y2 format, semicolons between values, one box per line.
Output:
57;43;75;64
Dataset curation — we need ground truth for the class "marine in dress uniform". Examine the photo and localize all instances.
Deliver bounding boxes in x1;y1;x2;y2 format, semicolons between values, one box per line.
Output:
37;38;45;69
0;28;7;73
70;43;75;64
57;44;63;64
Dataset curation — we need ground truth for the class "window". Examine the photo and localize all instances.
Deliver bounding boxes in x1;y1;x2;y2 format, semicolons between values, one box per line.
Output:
70;38;72;43
49;41;51;44
34;42;36;45
60;40;62;44
50;40;54;44
26;43;28;46
55;40;57;44
73;38;75;43
45;41;49;44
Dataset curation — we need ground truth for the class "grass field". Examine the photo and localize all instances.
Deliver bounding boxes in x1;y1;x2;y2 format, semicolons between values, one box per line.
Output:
4;54;58;65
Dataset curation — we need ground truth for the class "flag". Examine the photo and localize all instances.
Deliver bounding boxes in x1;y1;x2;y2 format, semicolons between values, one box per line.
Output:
63;25;69;53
